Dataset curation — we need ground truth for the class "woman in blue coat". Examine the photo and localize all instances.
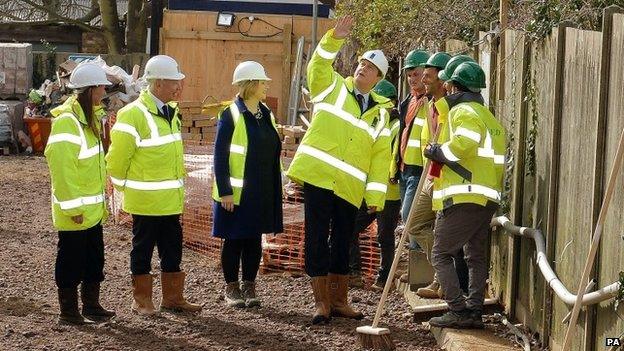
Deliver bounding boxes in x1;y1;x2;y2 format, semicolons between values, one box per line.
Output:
212;61;283;308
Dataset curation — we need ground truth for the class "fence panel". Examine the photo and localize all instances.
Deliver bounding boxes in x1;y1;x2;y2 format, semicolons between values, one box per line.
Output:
595;11;624;350
548;27;603;351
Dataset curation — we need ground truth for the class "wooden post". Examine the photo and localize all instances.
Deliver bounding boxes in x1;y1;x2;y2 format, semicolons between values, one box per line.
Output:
498;0;509;98
280;22;293;124
504;34;530;318
540;22;574;347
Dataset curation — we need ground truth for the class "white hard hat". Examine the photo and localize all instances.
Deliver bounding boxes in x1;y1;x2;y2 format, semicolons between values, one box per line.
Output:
232;61;271;85
143;55;185;80
359;50;389;77
67;62;112;89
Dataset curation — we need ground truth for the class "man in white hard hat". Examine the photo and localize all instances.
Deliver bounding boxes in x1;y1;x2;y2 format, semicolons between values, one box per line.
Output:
287;16;393;324
106;55;202;315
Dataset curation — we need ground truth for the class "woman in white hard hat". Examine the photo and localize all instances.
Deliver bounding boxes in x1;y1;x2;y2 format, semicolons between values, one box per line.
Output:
44;62;115;324
212;61;283;308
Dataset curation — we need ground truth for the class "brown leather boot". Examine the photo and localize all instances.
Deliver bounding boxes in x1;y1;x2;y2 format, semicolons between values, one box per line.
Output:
131;274;157;316
81;282;115;320
328;273;363;319
58;287;94;325
310;276;330;324
416;276;441;299
160;272;203;313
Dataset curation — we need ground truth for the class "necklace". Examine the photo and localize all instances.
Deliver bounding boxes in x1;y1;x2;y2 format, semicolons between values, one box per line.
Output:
254;110;263;120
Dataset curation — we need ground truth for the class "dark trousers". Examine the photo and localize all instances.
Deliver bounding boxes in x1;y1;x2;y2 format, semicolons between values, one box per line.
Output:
55;223;105;288
349;200;401;283
130;214;182;275
432;203;496;311
221;236;262;283
304;183;358;277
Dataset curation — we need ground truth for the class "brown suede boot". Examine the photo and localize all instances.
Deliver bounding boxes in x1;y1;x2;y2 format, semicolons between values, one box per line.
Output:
328;273;363;319
160;272;203;313
310;276;331;324
131;274;157;316
58;287;95;325
416;276;441;299
81;282;115;320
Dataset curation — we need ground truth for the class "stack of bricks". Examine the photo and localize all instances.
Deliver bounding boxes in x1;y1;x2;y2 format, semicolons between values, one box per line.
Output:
178;101;218;144
279;125;306;158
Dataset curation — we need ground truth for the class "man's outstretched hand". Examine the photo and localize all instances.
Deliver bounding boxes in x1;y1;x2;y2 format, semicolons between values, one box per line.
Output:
333;16;354;40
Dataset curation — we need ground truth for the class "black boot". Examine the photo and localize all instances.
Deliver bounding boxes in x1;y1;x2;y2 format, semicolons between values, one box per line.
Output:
58;288;94;325
81;282;115;321
428;309;474;329
468;308;484;329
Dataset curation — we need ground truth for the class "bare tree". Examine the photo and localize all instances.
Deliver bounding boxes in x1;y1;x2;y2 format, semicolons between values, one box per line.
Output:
0;0;149;54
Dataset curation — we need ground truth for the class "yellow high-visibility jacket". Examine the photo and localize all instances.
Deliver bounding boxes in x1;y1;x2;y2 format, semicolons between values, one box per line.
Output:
106;90;185;215
45;96;108;231
426;94;505;210
287;29;393;210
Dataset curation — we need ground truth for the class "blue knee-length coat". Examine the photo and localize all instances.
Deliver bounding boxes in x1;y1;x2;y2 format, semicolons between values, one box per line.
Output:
212;97;283;239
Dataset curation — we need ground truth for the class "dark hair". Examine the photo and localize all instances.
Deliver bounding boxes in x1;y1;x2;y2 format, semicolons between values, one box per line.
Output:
76;87;100;139
453;82;471;92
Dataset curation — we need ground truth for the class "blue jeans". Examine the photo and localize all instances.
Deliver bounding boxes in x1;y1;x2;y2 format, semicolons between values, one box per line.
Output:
400;171;422;250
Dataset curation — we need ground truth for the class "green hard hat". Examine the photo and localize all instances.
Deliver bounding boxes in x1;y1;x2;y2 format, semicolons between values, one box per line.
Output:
373;79;398;99
421;52;452;69
450;61;487;90
402;50;430;70
438;55;475;81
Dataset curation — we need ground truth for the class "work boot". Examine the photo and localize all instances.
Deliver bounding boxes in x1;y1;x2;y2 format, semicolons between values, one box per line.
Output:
131;274;157;316
224;282;246;308
348;273;364;288
241;280;260;307
428;309;474;329
328;273;363;320
160;272;203;313
58;287;94;325
81;282;115;321
310;276;331;324
416;277;441;299
469;308;484;329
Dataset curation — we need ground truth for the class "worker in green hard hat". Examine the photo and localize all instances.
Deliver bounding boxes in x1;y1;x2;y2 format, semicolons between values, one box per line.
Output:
395;50;430;261
348;79;402;291
425;61;505;329
407;52;470;299
438;55;476;94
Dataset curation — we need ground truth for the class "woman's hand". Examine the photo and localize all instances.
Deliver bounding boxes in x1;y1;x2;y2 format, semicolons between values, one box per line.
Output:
333;16;354;40
71;215;84;224
221;195;234;212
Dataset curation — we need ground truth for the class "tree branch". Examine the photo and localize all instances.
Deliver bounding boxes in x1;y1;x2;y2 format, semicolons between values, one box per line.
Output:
17;0;100;32
77;0;100;22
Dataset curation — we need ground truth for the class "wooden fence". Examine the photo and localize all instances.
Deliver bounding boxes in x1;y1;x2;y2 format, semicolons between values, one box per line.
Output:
458;7;624;350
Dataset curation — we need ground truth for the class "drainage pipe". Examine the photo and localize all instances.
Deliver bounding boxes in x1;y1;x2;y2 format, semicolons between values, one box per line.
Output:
492;216;620;306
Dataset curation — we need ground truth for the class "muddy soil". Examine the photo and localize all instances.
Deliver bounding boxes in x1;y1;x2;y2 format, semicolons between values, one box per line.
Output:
0;156;440;351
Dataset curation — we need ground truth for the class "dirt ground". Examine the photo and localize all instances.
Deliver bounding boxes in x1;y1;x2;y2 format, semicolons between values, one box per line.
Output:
0;156;441;351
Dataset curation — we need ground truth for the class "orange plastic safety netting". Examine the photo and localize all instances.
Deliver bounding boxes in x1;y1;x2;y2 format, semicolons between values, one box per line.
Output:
106;136;382;284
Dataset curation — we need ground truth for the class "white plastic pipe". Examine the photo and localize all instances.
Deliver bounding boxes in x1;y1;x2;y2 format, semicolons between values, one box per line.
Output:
491;216;621;306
